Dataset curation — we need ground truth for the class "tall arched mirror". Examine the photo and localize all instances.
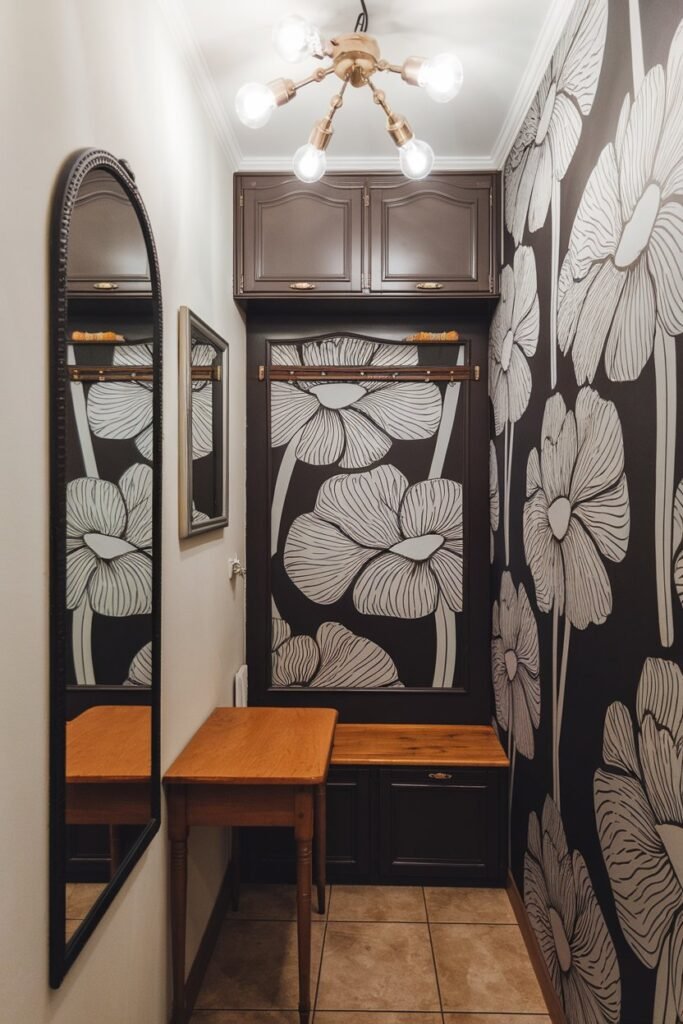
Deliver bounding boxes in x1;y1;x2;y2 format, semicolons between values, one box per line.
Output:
49;149;162;986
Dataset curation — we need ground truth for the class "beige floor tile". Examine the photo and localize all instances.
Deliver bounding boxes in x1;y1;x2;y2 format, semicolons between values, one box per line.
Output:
317;922;440;1012
195;920;324;1010
443;1016;550;1023
425;887;515;924
315;1014;442;1023
228;884;329;921
328;885;426;922
190;1013;300;1023
431;924;546;1014
65;918;83;942
65;882;107;919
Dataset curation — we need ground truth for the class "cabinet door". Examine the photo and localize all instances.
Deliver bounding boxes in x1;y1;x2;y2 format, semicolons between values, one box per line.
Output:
239;175;363;294
379;767;506;884
369;175;493;294
326;767;372;882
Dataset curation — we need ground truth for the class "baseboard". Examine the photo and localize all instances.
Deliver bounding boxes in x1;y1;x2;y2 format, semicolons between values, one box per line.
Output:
507;871;567;1024
183;858;234;1020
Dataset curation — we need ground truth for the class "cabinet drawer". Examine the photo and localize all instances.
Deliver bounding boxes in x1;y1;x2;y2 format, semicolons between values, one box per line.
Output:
239;175;363;294
379;767;505;883
369;175;493;294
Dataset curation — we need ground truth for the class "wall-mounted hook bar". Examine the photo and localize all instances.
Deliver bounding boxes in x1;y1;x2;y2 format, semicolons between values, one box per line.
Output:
262;364;479;383
69;365;153;383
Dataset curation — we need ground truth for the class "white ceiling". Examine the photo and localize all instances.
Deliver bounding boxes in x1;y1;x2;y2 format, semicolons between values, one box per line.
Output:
163;0;575;170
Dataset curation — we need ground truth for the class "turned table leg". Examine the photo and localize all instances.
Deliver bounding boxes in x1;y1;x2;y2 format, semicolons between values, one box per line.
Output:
295;789;314;1024
167;786;188;1024
314;783;326;914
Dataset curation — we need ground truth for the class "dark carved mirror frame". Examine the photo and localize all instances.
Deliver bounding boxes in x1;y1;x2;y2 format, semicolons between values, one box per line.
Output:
49;149;162;987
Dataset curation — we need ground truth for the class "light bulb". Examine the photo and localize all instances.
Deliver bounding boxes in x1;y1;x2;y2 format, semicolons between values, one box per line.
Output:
273;14;321;63
235;82;276;129
399;138;434;180
292;143;327;183
418;53;464;102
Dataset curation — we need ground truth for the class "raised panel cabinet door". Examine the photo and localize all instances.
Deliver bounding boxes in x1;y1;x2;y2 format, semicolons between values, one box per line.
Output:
326;767;372;882
369;175;493;294
378;767;504;883
240;175;363;294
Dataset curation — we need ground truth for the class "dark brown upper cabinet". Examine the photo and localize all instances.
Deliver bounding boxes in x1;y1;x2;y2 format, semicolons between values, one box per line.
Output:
368;174;494;295
237;175;364;294
235;172;498;299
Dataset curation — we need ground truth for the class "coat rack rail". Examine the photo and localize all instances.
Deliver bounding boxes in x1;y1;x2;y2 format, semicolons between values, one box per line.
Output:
69;365;220;383
261;364;480;383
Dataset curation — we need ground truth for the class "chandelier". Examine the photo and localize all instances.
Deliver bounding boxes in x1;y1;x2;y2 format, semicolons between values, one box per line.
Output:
235;2;463;182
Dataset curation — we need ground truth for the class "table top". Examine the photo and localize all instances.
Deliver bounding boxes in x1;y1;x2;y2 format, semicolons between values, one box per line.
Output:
164;707;338;786
331;723;509;767
66;706;151;783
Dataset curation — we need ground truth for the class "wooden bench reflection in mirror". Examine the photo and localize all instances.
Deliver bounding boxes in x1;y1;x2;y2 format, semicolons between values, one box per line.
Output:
49;148;162;987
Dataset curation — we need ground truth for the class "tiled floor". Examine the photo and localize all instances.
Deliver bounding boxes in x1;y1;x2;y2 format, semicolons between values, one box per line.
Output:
191;884;550;1024
65;882;107;941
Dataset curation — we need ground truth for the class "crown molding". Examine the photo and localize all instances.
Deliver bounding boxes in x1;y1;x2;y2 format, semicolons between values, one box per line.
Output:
490;0;575;168
156;0;242;170
239;154;498;172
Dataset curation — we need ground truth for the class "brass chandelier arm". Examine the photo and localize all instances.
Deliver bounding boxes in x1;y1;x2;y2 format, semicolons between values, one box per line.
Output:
291;64;337;93
309;72;352;151
366;78;415;148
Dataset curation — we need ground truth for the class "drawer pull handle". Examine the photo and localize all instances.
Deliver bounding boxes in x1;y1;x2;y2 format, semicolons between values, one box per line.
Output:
428;771;452;780
93;281;119;291
289;282;317;290
416;282;443;290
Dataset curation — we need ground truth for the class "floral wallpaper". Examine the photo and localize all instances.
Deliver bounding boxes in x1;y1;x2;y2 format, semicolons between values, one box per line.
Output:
492;1;683;1021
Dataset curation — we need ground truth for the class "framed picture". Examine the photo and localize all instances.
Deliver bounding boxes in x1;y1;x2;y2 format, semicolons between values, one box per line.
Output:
178;306;229;538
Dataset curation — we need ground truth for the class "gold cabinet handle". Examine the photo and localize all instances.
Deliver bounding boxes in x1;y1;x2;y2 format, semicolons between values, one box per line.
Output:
428;771;453;781
416;282;443;290
93;281;119;291
289;282;316;290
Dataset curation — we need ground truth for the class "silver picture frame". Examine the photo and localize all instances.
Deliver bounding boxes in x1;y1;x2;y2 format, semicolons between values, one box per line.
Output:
178;306;229;538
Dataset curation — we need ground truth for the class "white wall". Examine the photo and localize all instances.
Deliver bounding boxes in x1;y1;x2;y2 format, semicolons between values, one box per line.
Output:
0;1;245;1021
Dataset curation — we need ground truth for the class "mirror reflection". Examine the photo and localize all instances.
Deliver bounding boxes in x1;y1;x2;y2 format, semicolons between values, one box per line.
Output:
59;162;157;952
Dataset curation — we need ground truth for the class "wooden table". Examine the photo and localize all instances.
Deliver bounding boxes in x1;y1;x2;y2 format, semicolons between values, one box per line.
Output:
66;706;152;874
164;706;338;1024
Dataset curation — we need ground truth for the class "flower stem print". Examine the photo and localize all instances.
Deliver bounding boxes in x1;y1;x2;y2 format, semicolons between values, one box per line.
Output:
490;246;540;566
557;19;683;647
67;348;98;685
271;427;302;555
524;390;629;811
550;177;561;387
594;659;683;1024
429;347;465;479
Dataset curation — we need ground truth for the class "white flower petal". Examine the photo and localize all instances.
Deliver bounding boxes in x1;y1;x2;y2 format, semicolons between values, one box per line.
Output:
547;93;582;181
66;546;98;609
272;616;291;651
636;657;683;744
523;490;564;615
517;661;541;731
135;423;154;462
191;343;216;369
113;343;152;367
594;766;682;967
654;22;683;198
314;465;405;548
517;583;540;678
638;714;683;827
562;517;613;629
354;552;439;618
370;343;419;367
312;622;401;688
67;477;126;539
524;852;562;992
514;296;540;360
573;475;630;563
337;408;392;469
570;850;621;1024
605;258;656;380
647;201;683;336
490;265;514;358
674;480;683;556
399;478;462;543
119;463;154;549
87;381;153;441
512;679;535;758
558;261;601;361
302;336;375;367
490;441;500;536
296;408;345;465
566;146;622;279
354;383;442;441
490;361;509;437
491;635;511;732
127;642;152;686
510;144;542;245
506;345;533;424
572;260;626;385
272;635;320;686
528;140;553;233
571;388;625;504
271;344;301;366
284;513;376;604
270;383;319;447
672;912;683;1019
527;448;542;497
87;550;152;616
619;65;665;219
430;549;463;612
601;701;640;776
191;384;213;459
498;570;520;648
541;408;577;502
556;0;607;114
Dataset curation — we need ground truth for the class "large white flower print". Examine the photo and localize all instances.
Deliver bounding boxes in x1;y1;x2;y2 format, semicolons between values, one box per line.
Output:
284;465;463;687
523;388;629;807
505;0;607;243
525;797;621;1024
490;440;499;564
557;19;683;647
271;336;442;469
489;246;539;563
492;572;540;761
594;658;683;1024
125;642;152;687
272;618;403;689
66;463;153;617
675;481;683;609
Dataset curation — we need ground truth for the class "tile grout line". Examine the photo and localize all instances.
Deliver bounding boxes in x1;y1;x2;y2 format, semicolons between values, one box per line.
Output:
422;886;446;1024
